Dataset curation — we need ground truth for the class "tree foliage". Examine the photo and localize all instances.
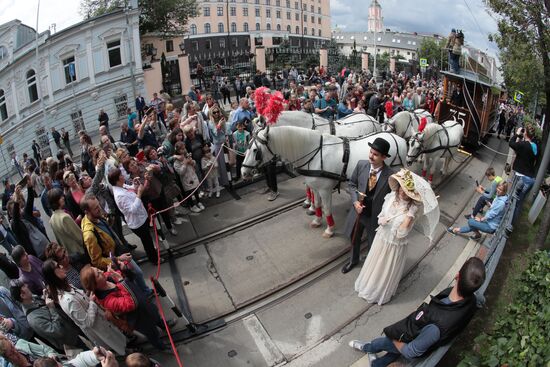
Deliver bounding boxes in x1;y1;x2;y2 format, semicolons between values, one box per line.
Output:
485;0;550;154
80;0;199;35
418;37;448;70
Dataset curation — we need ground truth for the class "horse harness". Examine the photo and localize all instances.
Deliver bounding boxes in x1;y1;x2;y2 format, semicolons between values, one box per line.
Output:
408;122;462;160
309;113;336;135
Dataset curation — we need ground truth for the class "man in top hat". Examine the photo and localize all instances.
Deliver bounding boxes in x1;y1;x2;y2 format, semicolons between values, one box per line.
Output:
342;137;394;274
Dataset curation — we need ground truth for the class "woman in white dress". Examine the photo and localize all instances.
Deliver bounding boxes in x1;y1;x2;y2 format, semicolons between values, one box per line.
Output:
354;169;423;305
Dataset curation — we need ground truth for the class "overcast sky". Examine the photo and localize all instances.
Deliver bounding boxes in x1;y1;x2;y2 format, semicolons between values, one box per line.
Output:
0;0;499;58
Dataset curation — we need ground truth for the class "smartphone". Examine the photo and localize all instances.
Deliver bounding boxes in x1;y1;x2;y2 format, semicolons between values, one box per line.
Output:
475;180;479;186
95;346;107;358
109;252;119;271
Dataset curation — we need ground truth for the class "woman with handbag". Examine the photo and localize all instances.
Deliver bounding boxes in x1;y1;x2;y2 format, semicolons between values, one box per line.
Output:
80;265;166;350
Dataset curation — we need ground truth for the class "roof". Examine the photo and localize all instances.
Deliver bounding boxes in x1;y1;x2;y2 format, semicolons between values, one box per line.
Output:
332;31;435;51
441;70;494;88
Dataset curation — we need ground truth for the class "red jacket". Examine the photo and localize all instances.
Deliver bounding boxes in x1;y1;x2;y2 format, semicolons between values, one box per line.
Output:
97;282;136;314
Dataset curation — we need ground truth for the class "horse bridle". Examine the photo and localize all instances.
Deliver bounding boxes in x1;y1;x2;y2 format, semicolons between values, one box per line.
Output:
242;125;277;170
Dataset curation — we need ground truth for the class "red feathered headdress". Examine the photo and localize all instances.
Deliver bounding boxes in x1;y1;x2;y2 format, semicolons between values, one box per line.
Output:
264;91;284;125
254;87;270;115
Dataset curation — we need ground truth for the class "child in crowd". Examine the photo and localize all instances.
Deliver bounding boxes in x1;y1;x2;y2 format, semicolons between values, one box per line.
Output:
232;121;250;182
173;142;205;213
201;145;220;198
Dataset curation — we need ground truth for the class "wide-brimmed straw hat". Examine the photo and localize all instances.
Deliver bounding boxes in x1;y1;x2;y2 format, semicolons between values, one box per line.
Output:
389;169;422;202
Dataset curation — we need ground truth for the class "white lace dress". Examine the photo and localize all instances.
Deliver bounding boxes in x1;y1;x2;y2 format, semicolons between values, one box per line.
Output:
354;192;419;305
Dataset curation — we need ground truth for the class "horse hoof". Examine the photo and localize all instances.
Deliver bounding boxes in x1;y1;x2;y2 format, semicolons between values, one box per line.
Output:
306;208;316;216
322;230;334;238
310;221;322;228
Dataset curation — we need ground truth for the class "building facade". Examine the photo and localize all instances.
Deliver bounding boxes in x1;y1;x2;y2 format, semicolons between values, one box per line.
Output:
140;0;332;92
0;4;144;178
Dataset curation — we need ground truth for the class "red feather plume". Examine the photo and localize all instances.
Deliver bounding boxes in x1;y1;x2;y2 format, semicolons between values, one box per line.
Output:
254;87;270;115
265;91;284;125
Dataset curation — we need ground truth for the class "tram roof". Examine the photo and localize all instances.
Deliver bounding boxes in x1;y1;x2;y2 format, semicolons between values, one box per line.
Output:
441;70;496;89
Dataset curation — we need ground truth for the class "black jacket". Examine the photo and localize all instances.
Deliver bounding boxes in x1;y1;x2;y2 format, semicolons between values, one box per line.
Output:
383;288;478;354
509;134;537;178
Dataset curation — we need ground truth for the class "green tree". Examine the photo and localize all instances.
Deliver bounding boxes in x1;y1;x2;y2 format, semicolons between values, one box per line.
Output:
486;0;550;250
418;37;448;70
80;0;199;35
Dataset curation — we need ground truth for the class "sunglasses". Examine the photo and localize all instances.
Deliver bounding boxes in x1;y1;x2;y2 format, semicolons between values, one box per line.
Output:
212;111;221;115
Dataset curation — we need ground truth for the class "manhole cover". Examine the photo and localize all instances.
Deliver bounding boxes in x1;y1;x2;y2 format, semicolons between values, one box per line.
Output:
246;255;254;261
228;350;237;358
304;312;312;319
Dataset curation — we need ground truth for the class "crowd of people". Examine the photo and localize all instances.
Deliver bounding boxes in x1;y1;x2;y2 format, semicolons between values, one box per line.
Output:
0;58;540;366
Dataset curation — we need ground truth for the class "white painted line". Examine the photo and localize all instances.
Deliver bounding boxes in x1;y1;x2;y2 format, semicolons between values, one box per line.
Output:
243;314;285;366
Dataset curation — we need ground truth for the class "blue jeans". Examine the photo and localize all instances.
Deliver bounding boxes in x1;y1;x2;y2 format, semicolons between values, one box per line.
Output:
513;175;535;222
472;196;491;217
361;337;401;367
459;218;494;234
130;259;153;296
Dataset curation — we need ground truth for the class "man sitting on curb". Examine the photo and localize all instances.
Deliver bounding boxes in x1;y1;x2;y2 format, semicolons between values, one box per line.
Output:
465;167;502;219
349;257;486;367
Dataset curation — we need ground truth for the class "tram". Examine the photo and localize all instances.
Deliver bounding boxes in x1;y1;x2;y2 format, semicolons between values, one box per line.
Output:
438;68;501;148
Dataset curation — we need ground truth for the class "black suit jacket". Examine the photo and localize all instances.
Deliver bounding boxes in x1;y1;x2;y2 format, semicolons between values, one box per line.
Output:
344;160;394;246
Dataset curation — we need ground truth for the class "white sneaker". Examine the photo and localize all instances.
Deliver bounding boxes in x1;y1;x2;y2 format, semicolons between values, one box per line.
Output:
197;202;205;211
172;217;183;225
216;191;220;198
208;191;212;198
348;340;366;352
190;205;201;213
199;191;206;198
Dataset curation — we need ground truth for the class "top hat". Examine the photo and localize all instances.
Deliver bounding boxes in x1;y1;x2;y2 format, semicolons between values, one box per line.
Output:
368;137;391;157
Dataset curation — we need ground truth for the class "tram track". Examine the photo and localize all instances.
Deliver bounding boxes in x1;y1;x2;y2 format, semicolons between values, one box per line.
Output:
161;148;479;349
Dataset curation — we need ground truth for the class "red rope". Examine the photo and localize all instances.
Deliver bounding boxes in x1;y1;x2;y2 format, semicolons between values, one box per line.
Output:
145;146;225;365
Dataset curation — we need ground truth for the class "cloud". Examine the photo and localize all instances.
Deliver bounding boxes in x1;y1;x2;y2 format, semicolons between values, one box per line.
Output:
0;0;81;33
330;0;499;58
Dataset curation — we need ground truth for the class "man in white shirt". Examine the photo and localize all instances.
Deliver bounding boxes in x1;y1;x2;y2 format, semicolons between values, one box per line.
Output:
108;168;158;264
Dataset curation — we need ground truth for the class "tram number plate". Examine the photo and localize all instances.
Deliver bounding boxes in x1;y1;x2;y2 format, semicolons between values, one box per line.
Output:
449;109;467;126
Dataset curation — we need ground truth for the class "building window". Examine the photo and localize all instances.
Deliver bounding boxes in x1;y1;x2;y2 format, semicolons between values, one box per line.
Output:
287;24;291;32
114;95;128;119
318;29;321;37
218;22;224;33
303;26;307;34
107;39;122;68
243;7;248;16
205;23;211;33
286;11;291;19
0;46;8;61
27;69;38;103
266;9;271;17
231;22;237;32
266;0;270;5
230;6;236;16
217;6;224;15
294;1;298;9
0;89;7;121
266;23;271;30
276;0;280;6
295;13;299;20
407;51;410;55
311;15;314;23
255;0;259;4
232;38;238;47
62;56;77;84
286;0;290;7
412;41;416;45
190;24;197;35
318;17;321;24
70;110;86;133
295;26;299;34
318;6;321;13
311;27;314;35
304;14;307;22
256;22;260;31
166;40;174;52
244;22;249;32
310;5;314;12
303;3;306;10
412;52;416;57
255;7;260;16
276;24;280;31
192;41;199;50
220;39;226;48
205;40;212;49
276;10;281;18
203;6;210;16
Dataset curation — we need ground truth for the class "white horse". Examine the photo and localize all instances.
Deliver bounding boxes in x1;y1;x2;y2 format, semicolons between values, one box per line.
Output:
406;121;464;185
260;111;383;137
241;126;408;238
257;111;384;212
383;109;434;139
